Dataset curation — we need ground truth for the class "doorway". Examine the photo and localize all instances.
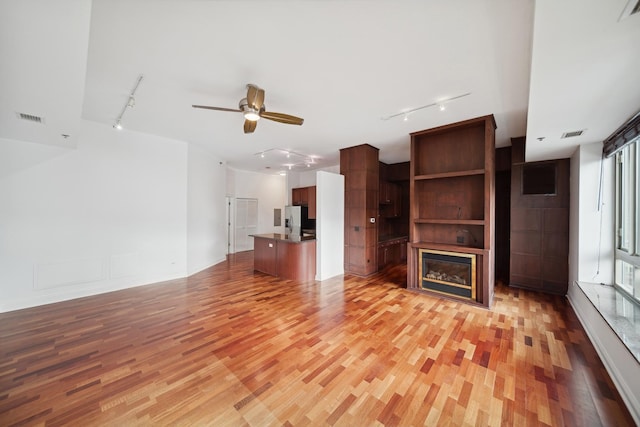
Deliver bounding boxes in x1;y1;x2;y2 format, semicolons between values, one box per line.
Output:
234;198;258;253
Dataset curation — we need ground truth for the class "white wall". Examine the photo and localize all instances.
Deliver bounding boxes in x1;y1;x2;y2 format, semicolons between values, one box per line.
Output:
316;171;344;280
567;143;639;423
187;144;227;275
0;121;190;312
226;168;287;252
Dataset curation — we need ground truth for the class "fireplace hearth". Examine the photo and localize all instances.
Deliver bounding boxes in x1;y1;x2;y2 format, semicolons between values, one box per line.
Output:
419;249;476;300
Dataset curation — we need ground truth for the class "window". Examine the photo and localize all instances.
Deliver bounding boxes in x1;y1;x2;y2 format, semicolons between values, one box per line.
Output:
615;138;640;301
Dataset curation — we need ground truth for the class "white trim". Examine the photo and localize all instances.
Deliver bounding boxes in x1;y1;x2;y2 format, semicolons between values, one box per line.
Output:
567;282;640;424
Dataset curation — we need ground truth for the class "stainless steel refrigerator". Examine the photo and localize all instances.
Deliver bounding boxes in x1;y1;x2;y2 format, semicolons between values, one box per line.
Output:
284;205;308;237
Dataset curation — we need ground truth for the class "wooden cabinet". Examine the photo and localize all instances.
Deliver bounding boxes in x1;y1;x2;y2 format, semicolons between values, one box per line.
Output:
378;237;408;268
307;186;316;219
509;138;569;295
291;186;316;219
292;187;308;206
380;181;401;218
253;237;278;276
407;115;496;308
253;234;316;281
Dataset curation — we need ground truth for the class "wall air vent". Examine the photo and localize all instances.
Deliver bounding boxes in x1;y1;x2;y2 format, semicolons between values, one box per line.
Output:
619;0;640;21
17;112;44;124
561;130;584;139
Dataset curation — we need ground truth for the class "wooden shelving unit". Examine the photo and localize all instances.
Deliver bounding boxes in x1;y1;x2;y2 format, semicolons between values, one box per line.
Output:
407;115;496;308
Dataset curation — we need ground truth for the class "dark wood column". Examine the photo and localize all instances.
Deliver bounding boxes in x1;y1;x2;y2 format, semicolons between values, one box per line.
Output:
340;144;379;276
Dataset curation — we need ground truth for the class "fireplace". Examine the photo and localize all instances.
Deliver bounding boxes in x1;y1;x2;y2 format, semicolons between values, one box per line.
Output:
419;249;476;300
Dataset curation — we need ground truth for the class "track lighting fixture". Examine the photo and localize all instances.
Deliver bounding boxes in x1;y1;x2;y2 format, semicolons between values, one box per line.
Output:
113;74;144;130
254;148;319;172
381;92;470;121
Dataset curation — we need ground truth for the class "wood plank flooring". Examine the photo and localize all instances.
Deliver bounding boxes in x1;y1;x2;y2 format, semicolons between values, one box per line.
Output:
0;251;634;426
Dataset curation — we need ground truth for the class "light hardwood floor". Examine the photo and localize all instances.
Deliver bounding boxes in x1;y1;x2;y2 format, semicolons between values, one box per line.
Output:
0;251;634;426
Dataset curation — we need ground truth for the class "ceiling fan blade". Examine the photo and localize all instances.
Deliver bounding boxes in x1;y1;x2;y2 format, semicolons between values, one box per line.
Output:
260;111;304;126
192;105;241;113
244;119;257;134
246;84;265;110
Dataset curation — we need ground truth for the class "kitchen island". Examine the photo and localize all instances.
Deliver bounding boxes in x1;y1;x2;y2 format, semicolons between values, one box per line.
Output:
251;233;316;281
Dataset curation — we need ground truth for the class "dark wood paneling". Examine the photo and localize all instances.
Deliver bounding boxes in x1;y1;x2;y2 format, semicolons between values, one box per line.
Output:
511;136;525;164
415;176;484;220
494;169;511;282
387;161;410;181
509;138;569;295
495;146;512;172
510;231;541;255
413;126;486;175
341;144;379;276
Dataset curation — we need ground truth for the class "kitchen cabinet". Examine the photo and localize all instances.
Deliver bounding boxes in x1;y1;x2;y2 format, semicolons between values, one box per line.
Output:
291;186;317;219
380;182;401;218
307;186;316;219
378;237;408;268
292;187;308;206
253;236;278;276
252;234;316;281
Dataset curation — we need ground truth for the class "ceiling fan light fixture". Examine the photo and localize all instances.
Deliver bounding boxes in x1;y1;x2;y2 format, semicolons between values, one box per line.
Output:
243;109;261;122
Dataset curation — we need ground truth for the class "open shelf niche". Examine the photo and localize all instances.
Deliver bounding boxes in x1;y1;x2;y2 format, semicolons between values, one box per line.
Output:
407;115;496;308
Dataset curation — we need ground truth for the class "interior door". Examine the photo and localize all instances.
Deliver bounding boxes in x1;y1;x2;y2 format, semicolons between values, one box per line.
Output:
235;198;258;252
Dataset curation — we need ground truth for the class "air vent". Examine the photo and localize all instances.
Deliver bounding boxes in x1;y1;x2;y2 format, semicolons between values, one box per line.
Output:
619;0;640;20
561;130;584;139
17;112;44;124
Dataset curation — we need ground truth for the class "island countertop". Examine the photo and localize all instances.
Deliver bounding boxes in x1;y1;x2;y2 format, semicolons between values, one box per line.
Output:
251;233;316;243
251;234;316;281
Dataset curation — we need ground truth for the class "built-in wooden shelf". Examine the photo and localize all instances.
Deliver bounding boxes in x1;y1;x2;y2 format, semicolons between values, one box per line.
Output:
408;114;496;308
410;241;488;255
414;169;485;181
413;219;484;225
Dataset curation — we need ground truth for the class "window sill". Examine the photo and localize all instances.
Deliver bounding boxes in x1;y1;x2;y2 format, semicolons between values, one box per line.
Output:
576;281;640;363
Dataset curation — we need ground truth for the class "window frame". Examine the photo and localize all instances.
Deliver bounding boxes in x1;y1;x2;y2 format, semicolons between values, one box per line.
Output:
614;139;640;302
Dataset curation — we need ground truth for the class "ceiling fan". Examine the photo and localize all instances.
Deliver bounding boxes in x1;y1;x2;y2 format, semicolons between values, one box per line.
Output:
192;84;304;134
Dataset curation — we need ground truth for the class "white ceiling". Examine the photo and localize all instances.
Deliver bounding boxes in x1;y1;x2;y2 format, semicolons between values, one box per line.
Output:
1;0;639;174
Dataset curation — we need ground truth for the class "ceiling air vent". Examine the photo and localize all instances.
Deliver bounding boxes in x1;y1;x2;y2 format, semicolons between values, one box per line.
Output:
561;130;584;139
17;112;44;124
619;0;640;20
